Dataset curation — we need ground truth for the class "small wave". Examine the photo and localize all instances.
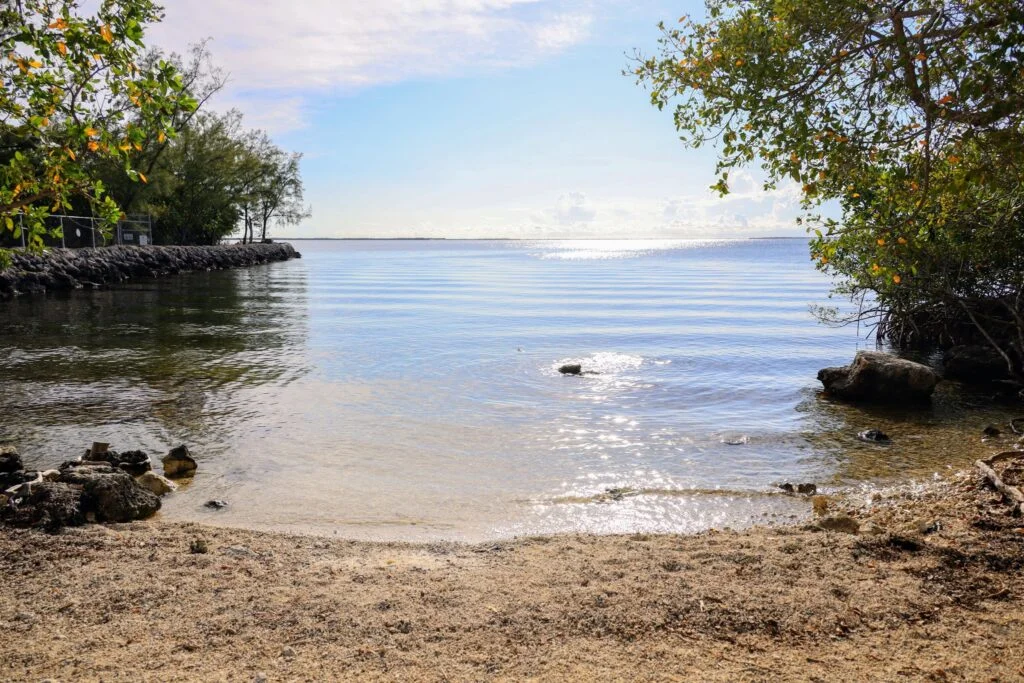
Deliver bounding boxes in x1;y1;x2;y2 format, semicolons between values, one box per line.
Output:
551;351;645;376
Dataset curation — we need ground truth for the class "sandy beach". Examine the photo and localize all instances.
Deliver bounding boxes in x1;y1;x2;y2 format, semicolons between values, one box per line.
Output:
2;469;1022;682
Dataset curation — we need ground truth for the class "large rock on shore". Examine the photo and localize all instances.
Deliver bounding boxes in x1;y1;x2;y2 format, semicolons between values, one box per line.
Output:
83;448;152;476
161;445;197;479
57;464;161;522
0;243;298;298
5;482;86;530
818;351;938;403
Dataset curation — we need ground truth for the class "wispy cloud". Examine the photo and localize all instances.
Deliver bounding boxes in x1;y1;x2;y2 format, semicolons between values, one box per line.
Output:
149;0;594;131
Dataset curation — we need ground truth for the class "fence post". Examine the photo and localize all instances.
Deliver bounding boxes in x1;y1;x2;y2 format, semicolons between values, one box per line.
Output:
91;217;96;248
19;214;25;250
59;216;65;248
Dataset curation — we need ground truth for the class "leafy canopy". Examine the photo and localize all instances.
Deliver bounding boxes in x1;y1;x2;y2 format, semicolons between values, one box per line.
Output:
0;0;196;255
635;0;1024;349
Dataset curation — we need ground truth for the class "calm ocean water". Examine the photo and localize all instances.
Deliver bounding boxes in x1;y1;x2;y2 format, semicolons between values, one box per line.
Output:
0;239;1014;539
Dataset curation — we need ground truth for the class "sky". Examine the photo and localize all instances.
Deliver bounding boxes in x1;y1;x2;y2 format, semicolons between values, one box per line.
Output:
148;0;809;239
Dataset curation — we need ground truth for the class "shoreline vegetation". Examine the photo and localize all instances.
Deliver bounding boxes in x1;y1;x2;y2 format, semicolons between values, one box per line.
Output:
1;464;1023;681
0;243;299;298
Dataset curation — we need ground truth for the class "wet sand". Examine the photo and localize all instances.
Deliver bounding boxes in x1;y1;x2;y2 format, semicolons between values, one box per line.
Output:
1;469;1023;681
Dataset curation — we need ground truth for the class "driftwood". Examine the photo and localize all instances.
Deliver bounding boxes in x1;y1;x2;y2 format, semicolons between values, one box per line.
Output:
976;451;1024;514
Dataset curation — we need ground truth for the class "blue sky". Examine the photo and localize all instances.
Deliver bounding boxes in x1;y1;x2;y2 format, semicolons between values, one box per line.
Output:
150;0;807;238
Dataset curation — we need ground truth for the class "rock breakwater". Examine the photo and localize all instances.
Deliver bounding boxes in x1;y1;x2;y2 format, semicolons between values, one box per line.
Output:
0;242;299;298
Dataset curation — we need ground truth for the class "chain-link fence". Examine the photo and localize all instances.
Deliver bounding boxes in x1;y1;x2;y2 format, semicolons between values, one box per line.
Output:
0;214;153;249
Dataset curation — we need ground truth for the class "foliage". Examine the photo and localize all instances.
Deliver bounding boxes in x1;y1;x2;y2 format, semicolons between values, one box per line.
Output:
239;130;309;244
0;0;196;260
635;0;1024;378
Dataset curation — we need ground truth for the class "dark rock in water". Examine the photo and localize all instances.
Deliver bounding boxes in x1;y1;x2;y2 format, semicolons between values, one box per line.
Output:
83;448;152;476
3;482;85;530
57;465;160;522
558;363;583;375
162;444;197;479
817;351;938;403
204;499;228;510
858;429;891;443
943;345;1012;384
779;482;817;495
983;425;1002;438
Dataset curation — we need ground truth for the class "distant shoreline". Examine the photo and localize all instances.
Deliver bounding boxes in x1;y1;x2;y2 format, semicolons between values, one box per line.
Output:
276;236;808;241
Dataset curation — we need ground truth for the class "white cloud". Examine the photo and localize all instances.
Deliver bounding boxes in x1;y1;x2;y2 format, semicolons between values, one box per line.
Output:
551;191;597;225
148;0;593;131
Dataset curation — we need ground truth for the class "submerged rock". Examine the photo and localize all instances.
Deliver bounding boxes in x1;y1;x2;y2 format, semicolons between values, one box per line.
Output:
204;499;228;510
58;464;160;522
818;351;938;403
858;429;891;444
558;363;583;375
161;445;197;479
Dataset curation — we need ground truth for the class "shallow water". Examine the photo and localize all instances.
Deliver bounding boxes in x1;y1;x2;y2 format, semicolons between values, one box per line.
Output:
0;239;1018;539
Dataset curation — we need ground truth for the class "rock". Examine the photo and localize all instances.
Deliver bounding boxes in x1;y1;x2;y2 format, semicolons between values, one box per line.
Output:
817;514;860;534
983;425;1002;438
779;482;816;494
253;674;268;683
161;444;197;479
281;646;296;659
190;539;209;554
40;469;61;482
0;469;41;491
57;465;160;522
222;545;257;558
2;482;85;530
136;471;178;496
0;446;23;473
204;499;228;510
943;345;1012;383
858;429;891;443
817;350;938;403
558;363;583;375
84;448;152;476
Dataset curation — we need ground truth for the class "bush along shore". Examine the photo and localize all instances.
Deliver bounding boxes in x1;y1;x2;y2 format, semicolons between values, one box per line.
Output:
0;243;300;298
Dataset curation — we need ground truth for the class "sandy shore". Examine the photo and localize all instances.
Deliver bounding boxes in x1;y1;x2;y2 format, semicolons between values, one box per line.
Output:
2;470;1023;682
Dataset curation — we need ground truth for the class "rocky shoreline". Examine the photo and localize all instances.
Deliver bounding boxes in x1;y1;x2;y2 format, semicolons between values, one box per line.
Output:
0;243;300;298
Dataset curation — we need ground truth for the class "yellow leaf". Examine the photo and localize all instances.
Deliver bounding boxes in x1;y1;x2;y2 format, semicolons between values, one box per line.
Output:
57;42;67;56
138;172;147;184
897;237;907;245
100;24;113;43
872;263;880;272
48;18;68;30
66;148;76;161
134;142;142;151
915;52;926;61
947;155;961;164
118;142;131;151
28;59;42;68
157;131;166;144
876;238;885;246
735;58;744;66
85;127;98;137
852;193;860;198
892;275;901;284
87;141;99;152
